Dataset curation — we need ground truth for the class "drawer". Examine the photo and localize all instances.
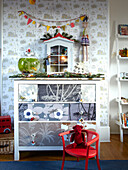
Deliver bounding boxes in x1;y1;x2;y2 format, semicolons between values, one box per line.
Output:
19;122;63;146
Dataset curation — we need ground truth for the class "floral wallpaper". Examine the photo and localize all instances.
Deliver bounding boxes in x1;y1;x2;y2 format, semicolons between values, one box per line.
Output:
2;0;109;126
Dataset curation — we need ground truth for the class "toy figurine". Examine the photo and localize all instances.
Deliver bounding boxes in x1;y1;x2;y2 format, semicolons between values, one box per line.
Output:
81;34;89;61
81;16;89;62
67;125;86;148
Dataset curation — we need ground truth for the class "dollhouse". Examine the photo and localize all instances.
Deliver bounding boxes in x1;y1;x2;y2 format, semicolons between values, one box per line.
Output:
44;33;74;74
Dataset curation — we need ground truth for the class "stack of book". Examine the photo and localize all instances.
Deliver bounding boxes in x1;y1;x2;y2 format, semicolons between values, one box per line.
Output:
121;112;128;126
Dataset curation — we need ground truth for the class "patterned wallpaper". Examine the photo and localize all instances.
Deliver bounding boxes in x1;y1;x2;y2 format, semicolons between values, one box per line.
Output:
2;0;109;126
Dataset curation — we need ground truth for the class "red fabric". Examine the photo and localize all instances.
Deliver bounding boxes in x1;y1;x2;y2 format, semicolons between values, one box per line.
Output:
68;125;86;148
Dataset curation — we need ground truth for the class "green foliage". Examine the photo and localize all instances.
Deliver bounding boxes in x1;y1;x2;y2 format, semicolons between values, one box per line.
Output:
9;72;104;79
54;29;59;37
40;29;79;42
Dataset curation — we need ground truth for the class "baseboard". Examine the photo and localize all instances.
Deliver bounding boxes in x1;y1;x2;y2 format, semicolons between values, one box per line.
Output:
100;126;110;142
110;131;128;134
110;132;120;134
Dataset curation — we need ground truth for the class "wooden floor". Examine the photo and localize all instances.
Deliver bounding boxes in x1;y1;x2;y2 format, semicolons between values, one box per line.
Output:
0;134;128;161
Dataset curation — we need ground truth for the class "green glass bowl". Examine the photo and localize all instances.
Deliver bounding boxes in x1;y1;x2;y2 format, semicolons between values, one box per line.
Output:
18;58;40;73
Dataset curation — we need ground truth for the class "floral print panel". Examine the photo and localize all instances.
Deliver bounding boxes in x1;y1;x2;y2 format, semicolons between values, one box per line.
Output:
19;103;96;121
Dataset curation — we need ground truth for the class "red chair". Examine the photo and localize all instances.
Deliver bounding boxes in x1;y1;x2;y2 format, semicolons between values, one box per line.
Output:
58;129;101;170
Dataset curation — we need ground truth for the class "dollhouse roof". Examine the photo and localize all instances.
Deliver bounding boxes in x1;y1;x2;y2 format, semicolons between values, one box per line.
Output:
43;33;74;43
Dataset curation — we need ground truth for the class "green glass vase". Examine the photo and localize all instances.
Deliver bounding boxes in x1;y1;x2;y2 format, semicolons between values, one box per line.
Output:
18;58;40;73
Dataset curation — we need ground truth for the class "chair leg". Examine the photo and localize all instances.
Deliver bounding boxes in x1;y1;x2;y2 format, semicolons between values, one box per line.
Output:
61;151;65;170
96;155;101;170
85;157;89;170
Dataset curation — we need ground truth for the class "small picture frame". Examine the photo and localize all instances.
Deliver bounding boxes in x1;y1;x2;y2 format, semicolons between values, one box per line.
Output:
118;24;128;35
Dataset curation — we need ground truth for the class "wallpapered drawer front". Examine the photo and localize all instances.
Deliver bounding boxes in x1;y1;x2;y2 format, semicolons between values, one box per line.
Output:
19;84;96;102
19;122;78;147
19;123;62;146
19;103;96;121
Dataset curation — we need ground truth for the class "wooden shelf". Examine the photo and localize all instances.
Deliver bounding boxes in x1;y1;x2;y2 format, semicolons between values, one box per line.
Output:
115;120;128;129
116;99;128;105
118;55;128;59
117;34;128;39
116;25;128;142
119;78;128;81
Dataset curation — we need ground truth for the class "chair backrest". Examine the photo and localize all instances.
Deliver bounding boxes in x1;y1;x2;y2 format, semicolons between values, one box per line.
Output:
59;129;99;148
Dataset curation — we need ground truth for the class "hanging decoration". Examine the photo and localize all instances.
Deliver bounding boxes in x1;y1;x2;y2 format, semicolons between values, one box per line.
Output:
29;0;36;5
81;16;89;62
18;10;88;31
27;18;33;25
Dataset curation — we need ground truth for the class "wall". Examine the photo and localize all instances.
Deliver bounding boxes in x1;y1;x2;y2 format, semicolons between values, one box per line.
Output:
109;0;128;133
0;0;2;115
0;0;1;48
2;0;109;130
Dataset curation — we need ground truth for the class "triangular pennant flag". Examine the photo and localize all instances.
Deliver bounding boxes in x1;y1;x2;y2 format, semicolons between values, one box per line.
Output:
29;0;36;5
61;25;66;31
80;16;85;21
27;18;33;25
52;26;56;29
47;26;50;31
19;11;24;16
57;26;60;28
32;21;36;24
36;23;41;28
83;16;88;22
76;19;79;22
66;23;69;25
70;22;75;28
24;15;28;19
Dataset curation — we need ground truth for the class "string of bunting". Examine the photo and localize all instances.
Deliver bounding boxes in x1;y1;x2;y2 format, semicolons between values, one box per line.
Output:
18;10;88;31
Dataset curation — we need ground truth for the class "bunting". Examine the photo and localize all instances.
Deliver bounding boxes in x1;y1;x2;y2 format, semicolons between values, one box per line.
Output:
29;0;36;5
27;18;32;25
18;10;88;32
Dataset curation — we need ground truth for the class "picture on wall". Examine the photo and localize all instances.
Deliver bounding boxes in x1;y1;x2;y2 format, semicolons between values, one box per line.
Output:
118;24;128;35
